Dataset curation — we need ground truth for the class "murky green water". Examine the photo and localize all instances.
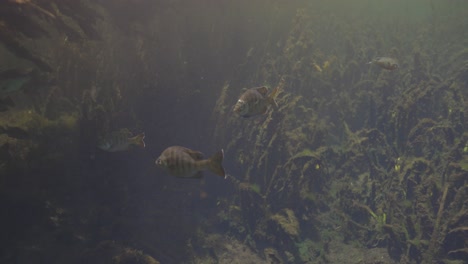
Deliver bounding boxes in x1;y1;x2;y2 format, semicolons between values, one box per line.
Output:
0;1;467;263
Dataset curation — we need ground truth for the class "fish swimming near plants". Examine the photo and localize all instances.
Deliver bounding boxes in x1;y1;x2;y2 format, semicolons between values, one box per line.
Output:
367;57;399;71
155;146;225;179
233;82;281;118
0;68;34;94
97;129;145;152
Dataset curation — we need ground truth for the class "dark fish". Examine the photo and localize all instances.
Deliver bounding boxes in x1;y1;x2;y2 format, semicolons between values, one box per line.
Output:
0;68;34;94
233;85;280;118
98;130;145;152
368;57;399;70
155;146;225;179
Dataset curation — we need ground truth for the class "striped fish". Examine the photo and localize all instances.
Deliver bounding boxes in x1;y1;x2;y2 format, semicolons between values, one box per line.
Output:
233;84;280;118
368;57;399;71
98;130;145;152
155;146;225;179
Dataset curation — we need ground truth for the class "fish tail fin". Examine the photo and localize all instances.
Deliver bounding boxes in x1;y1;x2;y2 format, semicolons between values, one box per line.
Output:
208;149;226;178
131;132;146;148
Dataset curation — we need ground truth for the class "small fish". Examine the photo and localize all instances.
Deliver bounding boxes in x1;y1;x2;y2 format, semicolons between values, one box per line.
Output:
233;83;281;118
155;146;225;179
0;68;34;94
368;57;399;71
97;130;145;152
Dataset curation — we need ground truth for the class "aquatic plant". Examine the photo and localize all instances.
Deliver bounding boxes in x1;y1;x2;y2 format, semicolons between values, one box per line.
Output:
1;0;467;263
208;2;468;263
270;208;300;238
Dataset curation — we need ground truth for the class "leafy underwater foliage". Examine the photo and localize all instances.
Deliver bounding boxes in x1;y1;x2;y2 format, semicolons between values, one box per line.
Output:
208;3;468;264
0;1;161;262
0;0;467;264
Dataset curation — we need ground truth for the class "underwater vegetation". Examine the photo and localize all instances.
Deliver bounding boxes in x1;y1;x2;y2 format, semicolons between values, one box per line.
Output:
0;1;155;263
208;2;468;264
0;0;467;263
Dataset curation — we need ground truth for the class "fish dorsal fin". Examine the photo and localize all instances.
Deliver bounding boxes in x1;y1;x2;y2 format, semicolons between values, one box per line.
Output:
183;148;204;160
254;86;268;96
117;128;132;137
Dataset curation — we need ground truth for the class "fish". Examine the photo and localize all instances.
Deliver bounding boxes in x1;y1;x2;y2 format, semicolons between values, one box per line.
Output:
155;146;225;179
0;68;34;94
368;57;399;71
233;84;281;118
97;130;145;152
0;77;30;94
